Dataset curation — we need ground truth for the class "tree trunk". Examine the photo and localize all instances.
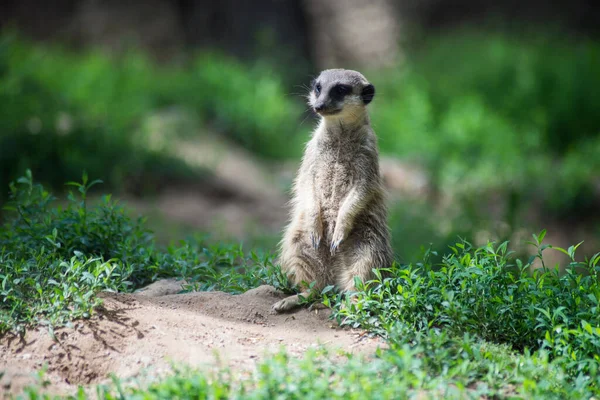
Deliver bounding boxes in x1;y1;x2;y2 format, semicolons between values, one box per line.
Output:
302;0;402;70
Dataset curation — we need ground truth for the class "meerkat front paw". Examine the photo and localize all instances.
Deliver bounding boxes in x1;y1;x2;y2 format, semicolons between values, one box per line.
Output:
330;222;349;254
308;213;323;250
310;231;321;249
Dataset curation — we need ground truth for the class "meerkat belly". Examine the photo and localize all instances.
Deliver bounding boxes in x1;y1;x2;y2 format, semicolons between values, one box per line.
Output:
314;155;355;234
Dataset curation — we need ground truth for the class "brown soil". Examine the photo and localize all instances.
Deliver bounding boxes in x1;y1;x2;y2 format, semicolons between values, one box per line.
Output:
0;282;384;398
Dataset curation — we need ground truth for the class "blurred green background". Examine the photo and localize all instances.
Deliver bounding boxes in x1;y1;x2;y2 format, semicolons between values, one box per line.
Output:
1;0;599;263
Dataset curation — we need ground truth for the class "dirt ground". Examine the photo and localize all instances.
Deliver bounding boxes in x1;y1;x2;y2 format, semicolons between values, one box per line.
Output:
0;282;385;398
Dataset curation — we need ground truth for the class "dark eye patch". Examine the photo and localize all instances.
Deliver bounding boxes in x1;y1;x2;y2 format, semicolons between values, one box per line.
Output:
330;84;352;100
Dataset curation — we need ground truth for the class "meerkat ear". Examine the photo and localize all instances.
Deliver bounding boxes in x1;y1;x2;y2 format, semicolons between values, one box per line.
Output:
361;84;375;104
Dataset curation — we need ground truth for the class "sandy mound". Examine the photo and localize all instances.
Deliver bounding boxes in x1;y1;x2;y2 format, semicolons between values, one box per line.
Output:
0;282;384;397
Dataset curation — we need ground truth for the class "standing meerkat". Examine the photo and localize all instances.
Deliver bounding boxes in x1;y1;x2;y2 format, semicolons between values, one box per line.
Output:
272;69;393;313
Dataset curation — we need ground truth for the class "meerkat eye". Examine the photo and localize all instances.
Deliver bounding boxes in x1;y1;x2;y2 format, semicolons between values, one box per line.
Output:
335;85;351;96
314;82;322;95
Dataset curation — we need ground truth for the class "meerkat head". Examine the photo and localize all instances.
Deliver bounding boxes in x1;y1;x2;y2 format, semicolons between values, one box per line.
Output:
309;69;375;121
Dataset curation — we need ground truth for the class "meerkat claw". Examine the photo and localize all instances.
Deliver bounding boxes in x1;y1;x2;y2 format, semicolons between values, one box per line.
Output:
330;239;341;255
311;233;321;249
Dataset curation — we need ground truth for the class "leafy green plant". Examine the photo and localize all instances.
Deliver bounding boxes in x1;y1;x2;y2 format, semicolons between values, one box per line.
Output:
329;231;600;382
160;241;296;295
0;172;293;336
22;335;598;399
0;171;152;334
3;172;600;398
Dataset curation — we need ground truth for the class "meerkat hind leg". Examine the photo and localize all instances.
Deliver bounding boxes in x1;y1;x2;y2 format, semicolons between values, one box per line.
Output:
273;257;315;313
275;238;322;313
338;244;382;293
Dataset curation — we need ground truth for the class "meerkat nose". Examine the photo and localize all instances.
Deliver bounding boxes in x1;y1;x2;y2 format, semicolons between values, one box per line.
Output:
314;104;325;112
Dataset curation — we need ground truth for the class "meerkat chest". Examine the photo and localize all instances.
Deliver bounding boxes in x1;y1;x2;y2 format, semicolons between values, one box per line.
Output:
312;142;361;208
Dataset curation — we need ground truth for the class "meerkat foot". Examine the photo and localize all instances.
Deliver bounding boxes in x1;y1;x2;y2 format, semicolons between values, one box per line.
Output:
272;294;303;313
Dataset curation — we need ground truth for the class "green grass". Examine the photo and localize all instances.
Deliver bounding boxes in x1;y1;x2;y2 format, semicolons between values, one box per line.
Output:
329;234;600;378
18;332;598;399
76;238;598;399
41;343;593;399
0;171;294;336
1;173;599;399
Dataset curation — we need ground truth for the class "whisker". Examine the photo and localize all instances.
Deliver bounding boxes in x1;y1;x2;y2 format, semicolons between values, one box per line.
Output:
294;84;311;91
287;92;310;97
299;107;316;127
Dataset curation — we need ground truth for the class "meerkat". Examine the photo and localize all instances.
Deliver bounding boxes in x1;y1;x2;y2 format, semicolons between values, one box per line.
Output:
272;69;393;313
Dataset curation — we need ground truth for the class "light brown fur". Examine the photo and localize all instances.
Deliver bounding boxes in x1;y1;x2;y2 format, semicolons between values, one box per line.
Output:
273;69;393;313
